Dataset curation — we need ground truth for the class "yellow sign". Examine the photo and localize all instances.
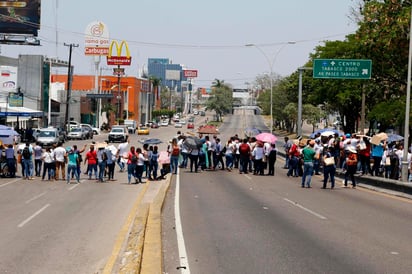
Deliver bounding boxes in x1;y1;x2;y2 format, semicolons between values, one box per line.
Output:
106;40;132;66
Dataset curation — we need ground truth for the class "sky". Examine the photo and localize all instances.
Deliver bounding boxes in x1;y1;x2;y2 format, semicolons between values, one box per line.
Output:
1;0;359;89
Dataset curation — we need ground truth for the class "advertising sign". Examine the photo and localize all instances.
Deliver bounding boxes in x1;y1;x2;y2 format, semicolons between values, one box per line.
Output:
8;92;23;107
0;65;17;93
84;21;110;56
183;70;198;78
166;70;180;80
0;0;40;36
106;40;132;66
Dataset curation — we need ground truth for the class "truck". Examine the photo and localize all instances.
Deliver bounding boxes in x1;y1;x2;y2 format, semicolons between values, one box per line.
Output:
124;120;137;134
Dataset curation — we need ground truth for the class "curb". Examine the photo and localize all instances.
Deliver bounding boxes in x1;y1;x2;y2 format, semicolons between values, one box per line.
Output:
140;176;171;273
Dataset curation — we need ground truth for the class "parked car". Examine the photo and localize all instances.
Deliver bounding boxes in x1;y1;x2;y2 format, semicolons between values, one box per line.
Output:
37;127;65;147
151;122;159;129
137;126;150;135
187;122;194;129
108;126;129;143
175;122;183;128
80;124;94;139
188;117;195;123
92;127;100;135
67;127;88;140
179;119;186;125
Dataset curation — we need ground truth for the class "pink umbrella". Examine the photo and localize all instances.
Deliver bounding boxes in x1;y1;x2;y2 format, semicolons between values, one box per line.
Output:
255;132;277;144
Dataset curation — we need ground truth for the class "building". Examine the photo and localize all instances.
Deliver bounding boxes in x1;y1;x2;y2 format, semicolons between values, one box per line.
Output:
148;58;188;92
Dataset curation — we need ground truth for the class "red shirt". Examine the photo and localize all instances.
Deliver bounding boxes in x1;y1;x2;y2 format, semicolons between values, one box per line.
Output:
85;150;97;165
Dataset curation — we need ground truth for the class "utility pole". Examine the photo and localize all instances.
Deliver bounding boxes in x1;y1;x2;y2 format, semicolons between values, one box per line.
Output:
64;43;79;132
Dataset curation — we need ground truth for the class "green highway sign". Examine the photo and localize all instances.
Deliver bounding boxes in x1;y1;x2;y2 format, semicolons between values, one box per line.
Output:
313;59;372;79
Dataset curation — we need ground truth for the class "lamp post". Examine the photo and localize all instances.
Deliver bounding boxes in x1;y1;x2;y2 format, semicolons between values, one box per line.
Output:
401;7;412;182
97;77;106;129
246;42;295;133
125;86;132;120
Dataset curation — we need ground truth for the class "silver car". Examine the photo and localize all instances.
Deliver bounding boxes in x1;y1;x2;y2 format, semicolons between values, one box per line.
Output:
67;127;87;140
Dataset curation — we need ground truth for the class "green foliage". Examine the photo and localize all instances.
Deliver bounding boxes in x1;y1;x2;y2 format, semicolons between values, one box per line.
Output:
206;79;233;120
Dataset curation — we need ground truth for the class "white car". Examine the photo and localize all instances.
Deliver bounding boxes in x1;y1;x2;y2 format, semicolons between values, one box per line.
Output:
160;120;169;127
174;122;183;128
67;127;88;140
92;127;100;135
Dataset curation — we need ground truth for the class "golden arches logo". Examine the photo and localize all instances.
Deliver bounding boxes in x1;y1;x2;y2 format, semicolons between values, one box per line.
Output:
107;40;132;66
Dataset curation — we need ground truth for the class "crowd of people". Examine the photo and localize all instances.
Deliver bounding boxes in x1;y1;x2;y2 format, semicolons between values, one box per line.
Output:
282;131;412;189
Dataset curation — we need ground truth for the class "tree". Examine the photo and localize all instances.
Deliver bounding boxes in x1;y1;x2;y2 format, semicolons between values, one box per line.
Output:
206;80;233;121
101;103;117;126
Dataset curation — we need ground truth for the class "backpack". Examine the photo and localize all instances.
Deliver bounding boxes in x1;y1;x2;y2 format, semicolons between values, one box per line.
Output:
239;143;249;155
22;147;31;159
171;145;180;156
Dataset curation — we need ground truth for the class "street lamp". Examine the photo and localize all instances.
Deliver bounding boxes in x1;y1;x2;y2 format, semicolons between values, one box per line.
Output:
246;42;296;133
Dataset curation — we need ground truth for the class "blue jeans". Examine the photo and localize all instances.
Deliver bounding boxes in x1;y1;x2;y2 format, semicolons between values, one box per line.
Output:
301;162;314;187
22;159;33;178
98;161;106;182
127;163;137;183
225;154;233;169
67;164;79;183
170;155;179;174
150;160;158;179
87;164;98;179
180;152;189;168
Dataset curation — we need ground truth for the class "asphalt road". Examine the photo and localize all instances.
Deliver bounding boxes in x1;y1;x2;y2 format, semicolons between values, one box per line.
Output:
0;118;193;274
163;111;412;274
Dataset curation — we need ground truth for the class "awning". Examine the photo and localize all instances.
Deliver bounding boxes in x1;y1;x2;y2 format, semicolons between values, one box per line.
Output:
0;103;44;118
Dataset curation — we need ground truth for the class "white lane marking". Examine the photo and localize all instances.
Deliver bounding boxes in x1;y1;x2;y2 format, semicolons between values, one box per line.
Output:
284;198;327;220
25;192;47;204
244;174;252;180
174;170;191;273
68;181;82;191
18;204;50;228
0;178;20;188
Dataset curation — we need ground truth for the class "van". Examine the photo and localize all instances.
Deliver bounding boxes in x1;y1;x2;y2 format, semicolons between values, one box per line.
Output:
37;127;65;147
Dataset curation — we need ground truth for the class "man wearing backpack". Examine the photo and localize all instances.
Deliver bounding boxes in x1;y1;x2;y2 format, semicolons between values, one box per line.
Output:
22;143;34;180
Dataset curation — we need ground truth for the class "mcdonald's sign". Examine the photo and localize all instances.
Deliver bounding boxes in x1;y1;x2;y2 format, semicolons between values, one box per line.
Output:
106;40;132;66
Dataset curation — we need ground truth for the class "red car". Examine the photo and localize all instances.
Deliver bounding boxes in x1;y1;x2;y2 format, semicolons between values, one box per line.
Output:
151;122;159;129
187;122;194;129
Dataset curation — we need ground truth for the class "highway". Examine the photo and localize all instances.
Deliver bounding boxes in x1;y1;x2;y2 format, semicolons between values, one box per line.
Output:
162;111;412;274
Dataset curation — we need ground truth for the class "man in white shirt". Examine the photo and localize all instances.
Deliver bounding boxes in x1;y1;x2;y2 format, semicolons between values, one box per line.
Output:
117;140;129;172
53;143;67;180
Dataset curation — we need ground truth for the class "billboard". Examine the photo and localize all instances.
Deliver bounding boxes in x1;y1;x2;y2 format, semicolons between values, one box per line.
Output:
0;0;41;36
0;65;17;93
84;21;110;56
106;40;132;66
166;70;180;81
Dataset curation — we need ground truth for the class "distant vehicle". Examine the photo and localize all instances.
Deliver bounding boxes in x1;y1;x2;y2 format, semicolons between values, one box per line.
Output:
179;119;186;125
67;121;80;131
193;110;199;115
37;127;65;147
151;122;159;129
67;127;88;140
175;122;183;128
199;111;206;116
92;127;100;135
108;126;129;143
188;117;195;123
80;124;94;139
160;120;169;127
137;126;150;135
124;119;137;134
187;122;194;129
32;128;41;141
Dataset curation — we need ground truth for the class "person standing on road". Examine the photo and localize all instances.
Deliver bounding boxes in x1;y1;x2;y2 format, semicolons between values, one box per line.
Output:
21;142;34;180
54;142;67;181
149;146;159;180
73;144;87;179
127;146;138;184
283;136;292;169
344;146;358;188
66;146;80;184
116;140;129;172
41;146;55;181
301;140;318;188
33;142;43;177
267;143;277;176
371;140;386;176
322;146;336;189
96;145;107;182
224;138;234;171
214;138;225;170
239;138;251;174
135;147;147;183
169;138;180;174
287;140;300;177
5;144;16;178
84;144;98;180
